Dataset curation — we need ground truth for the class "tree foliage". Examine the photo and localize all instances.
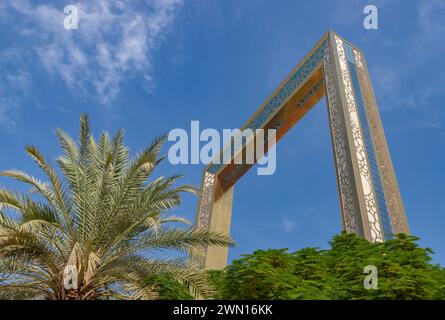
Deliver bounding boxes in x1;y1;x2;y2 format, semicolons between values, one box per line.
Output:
150;274;193;300
210;232;445;300
0;114;232;300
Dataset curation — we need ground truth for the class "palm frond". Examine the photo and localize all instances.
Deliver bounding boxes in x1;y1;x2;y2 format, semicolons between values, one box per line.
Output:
0;114;233;300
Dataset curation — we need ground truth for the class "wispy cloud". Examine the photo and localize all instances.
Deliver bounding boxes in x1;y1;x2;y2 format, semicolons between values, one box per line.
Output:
367;1;445;131
0;103;13;128
418;0;445;35
330;1;444;131
275;205;333;235
0;48;32;128
280;215;297;234
2;0;183;105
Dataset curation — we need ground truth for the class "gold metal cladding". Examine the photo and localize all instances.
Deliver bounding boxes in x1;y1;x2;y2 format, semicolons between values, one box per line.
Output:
334;35;383;242
196;171;217;230
191;171;217;267
323;45;362;235
353;49;409;235
192;31;408;269
207;32;330;191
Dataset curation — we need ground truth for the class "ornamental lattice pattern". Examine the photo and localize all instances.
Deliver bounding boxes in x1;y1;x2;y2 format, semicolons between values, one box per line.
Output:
323;49;360;234
207;40;329;175
192;171;217;267
196;171;217;229
335;35;383;242
193;32;409;269
353;50;407;234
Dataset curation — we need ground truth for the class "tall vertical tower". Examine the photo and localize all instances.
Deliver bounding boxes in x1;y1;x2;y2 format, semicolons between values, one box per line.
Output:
323;33;409;242
193;31;409;269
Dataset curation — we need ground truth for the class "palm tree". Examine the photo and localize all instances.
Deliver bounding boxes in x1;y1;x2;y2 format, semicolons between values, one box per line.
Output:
0;114;232;300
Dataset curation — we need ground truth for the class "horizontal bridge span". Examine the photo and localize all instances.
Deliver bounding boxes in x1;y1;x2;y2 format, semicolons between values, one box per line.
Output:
193;31;409;270
206;33;329;192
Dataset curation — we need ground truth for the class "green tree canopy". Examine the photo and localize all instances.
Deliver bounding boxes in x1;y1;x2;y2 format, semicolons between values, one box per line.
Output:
210;232;444;300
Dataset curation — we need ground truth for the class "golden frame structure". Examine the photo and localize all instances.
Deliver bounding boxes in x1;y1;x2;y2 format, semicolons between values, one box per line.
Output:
193;31;409;269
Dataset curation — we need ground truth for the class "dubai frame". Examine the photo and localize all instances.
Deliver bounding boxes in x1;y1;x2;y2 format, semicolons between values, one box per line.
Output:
193;31;409;269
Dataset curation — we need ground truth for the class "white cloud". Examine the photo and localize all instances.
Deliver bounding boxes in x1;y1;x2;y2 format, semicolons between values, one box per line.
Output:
418;0;445;35
0;103;11;127
5;69;31;92
364;1;445;131
3;0;183;105
0;54;32;128
280;215;297;233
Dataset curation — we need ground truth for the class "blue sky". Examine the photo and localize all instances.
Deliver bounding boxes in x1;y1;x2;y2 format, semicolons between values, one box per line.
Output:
0;0;444;265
